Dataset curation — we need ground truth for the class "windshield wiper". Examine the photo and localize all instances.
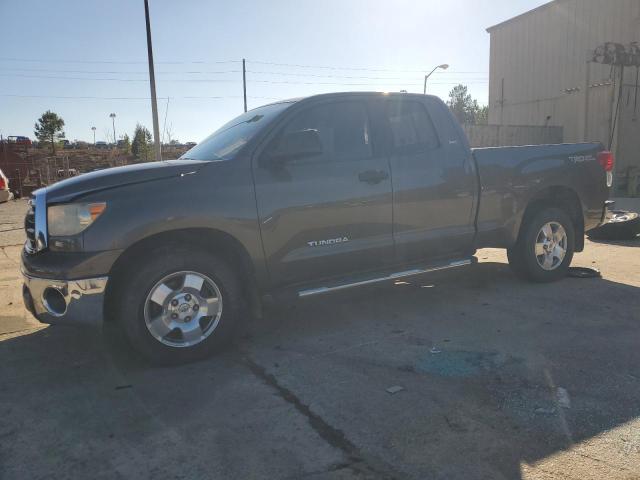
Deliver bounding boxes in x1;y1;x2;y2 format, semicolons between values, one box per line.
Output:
180;154;224;161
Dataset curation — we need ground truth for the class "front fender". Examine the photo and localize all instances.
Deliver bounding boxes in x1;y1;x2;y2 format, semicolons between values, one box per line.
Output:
79;159;268;287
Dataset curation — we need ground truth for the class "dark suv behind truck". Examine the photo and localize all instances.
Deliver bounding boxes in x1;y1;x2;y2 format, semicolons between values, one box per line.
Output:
21;92;613;363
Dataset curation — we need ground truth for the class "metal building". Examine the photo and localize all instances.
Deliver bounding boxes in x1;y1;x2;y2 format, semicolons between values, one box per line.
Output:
487;0;640;194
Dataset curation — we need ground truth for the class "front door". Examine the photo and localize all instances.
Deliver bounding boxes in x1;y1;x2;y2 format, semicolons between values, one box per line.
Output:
253;98;394;288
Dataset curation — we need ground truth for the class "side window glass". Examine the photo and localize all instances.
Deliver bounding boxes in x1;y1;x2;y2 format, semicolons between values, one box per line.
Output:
385;100;439;152
274;101;372;162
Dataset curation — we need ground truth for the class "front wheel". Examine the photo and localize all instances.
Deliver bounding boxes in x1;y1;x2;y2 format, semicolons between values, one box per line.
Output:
115;247;242;364
507;207;575;283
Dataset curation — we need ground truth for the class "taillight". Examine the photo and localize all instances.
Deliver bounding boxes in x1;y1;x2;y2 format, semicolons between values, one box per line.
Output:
0;177;5;190
597;151;614;172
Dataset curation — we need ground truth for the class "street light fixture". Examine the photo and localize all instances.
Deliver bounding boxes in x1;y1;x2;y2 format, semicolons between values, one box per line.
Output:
423;64;449;94
91;126;96;145
109;113;116;145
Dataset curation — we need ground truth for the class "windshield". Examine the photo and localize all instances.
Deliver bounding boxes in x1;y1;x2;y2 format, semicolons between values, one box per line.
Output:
180;102;293;161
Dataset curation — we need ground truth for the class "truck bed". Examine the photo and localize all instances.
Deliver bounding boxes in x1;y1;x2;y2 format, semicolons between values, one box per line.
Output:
471;142;609;248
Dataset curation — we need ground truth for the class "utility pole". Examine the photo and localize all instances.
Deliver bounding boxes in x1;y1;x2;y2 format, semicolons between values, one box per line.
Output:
242;58;247;112
109;113;116;145
144;0;162;162
16;168;22;198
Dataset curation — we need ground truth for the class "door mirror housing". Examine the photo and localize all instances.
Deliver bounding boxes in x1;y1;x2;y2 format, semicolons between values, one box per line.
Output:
268;129;323;163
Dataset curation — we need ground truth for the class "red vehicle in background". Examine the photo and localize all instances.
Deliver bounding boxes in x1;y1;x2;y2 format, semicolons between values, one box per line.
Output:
7;136;32;146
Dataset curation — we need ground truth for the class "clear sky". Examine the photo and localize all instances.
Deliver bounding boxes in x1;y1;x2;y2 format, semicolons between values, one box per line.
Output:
0;0;549;144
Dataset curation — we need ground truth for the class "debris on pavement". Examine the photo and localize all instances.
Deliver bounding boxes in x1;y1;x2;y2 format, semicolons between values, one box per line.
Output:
568;266;602;278
429;346;442;354
587;210;640;241
556;387;571;409
535;407;557;415
386;385;405;395
417;350;516;378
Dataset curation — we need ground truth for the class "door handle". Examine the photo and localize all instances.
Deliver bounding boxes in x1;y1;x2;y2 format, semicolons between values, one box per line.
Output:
358;170;389;184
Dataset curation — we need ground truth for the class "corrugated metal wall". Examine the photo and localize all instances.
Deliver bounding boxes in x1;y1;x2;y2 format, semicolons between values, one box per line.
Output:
487;0;640;179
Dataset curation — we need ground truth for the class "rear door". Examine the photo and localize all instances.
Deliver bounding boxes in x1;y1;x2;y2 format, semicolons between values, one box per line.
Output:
253;98;394;287
381;97;477;264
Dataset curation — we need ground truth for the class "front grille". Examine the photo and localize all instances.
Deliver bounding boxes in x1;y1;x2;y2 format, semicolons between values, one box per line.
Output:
24;198;37;253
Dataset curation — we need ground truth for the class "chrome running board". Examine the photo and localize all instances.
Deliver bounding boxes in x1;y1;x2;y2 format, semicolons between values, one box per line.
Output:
298;258;473;298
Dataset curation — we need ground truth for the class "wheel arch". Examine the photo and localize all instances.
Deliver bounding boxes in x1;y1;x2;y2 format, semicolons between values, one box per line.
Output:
518;186;585;252
104;228;258;322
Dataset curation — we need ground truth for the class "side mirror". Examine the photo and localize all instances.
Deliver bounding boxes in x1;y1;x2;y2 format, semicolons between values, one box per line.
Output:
268;129;323;164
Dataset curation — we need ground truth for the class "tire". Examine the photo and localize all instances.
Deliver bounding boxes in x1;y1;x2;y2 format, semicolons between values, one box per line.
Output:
507;207;575;283
587;210;640;241
115;246;242;364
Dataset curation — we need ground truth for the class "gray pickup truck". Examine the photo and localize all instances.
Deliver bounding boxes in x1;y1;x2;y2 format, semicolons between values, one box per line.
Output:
21;92;613;363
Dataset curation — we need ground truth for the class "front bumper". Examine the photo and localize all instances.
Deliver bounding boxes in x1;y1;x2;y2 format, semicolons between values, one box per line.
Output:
22;272;108;328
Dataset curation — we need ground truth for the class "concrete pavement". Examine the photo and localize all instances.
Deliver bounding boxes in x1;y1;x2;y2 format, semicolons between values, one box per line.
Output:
1;198;639;479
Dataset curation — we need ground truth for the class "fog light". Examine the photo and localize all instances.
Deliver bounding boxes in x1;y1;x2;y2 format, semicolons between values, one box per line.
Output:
43;287;67;316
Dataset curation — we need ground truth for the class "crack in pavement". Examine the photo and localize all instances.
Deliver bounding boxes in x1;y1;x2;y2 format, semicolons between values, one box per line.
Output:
242;355;403;480
0;246;20;266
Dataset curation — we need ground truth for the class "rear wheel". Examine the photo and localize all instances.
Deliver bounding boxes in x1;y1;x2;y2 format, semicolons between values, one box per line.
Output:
115;247;242;364
507;207;575;282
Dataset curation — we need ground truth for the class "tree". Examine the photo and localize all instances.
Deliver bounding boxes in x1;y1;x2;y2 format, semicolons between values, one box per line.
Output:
475;105;489;125
120;133;131;154
34;111;65;155
446;84;488;125
164;122;176;146
131;124;152;161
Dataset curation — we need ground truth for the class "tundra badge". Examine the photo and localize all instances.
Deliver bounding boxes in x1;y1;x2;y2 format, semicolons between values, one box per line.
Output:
307;237;349;247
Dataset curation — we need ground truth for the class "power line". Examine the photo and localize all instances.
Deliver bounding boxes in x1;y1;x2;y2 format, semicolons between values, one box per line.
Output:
0;57;240;65
247;59;487;74
0;73;149;82
0;67;487;82
249;79;488;86
0;57;487;74
246;70;487;81
0;93;283;100
0;73;487;86
1;67;242;75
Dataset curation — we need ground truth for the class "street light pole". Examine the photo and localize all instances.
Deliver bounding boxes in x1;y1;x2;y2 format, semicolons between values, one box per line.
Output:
242;58;247;113
144;0;162;162
109;113;116;145
423;64;449;94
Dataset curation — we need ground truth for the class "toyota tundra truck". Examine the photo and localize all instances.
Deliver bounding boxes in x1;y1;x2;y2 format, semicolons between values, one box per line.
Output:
21;92;613;363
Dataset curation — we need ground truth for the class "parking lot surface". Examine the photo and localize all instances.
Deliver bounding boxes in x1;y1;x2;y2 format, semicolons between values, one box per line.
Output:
1;198;639;479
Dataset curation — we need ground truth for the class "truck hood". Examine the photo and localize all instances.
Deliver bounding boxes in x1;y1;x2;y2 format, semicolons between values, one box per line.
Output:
44;159;209;203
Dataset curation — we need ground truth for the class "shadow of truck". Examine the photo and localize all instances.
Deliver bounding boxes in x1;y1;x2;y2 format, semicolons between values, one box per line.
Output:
1;262;639;479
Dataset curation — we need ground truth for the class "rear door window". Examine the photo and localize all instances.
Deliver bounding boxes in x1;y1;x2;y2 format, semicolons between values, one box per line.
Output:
385;100;439;152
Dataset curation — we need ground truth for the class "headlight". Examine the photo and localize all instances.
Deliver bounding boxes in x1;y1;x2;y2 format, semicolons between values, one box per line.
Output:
47;202;107;236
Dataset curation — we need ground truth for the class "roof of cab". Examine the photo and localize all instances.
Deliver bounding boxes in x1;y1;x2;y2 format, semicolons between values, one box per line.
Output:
258;91;438;108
